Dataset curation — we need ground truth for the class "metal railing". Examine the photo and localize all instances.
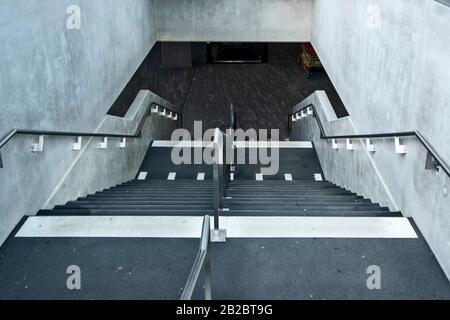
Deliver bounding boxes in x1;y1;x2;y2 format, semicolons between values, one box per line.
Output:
211;128;230;242
288;104;450;178
180;215;212;300
0;103;182;168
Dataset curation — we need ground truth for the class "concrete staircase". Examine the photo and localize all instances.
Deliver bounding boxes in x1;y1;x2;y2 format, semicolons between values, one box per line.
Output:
38;180;213;216
2;139;449;300
225;180;401;217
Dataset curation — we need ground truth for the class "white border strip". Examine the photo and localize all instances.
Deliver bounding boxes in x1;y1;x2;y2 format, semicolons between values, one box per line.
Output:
220;217;417;239
16;216;417;239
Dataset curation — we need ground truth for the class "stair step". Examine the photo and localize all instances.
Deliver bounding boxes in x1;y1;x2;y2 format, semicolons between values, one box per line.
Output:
85;195;212;200
223;205;388;211
70;200;212;205
225;195;363;200
97;190;211;195
109;187;213;191
227;191;356;196
38;209;213;216
224;198;372;206
56;204;213;210
222;210;403;217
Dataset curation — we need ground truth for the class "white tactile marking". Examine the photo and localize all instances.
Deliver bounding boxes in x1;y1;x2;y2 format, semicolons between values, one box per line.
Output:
233;141;313;149
16;216;418;239
314;173;323;181
16;216;203;238
230;173;235;181
220;217;418;239
167;172;177;181
197;173;205;181
285;174;293;181
256;174;264;181
137;172;148;180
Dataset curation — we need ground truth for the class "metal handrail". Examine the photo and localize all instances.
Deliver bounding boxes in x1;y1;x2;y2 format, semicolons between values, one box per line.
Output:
0;103;182;168
288;104;450;178
212;129;225;231
180;215;212;300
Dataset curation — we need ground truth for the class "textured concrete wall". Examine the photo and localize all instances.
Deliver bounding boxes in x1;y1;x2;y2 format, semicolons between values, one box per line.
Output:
0;0;164;244
0;90;178;245
0;0;156;138
155;0;312;42
310;0;450;280
311;0;450;161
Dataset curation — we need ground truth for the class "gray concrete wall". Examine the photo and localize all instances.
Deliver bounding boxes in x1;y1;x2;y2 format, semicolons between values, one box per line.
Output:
0;90;178;245
0;0;166;244
155;0;312;42
0;0;157;138
299;0;450;279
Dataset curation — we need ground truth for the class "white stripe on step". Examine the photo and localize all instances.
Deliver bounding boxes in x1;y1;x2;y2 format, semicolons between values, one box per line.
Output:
285;174;293;181
16;216;417;239
314;173;323;181
234;141;313;149
137;172;148;180
16;216;203;238
256;174;264;181
197;173;205;181
219;217;418;239
167;172;177;181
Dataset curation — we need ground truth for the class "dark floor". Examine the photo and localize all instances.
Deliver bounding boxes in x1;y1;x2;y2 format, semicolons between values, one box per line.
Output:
0;223;199;300
108;43;347;140
210;233;450;300
1;223;449;300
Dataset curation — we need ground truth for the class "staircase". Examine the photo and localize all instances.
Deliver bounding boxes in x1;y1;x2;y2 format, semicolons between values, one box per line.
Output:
225;180;401;217
38;180;213;216
2;139;450;300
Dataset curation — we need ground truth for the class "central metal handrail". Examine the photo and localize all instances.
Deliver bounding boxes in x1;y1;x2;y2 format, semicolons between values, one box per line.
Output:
288;103;450;178
180;215;212;300
210;104;235;240
212;128;229;235
0;103;182;168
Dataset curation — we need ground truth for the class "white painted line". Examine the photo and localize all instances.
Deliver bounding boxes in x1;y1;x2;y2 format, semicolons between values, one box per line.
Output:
16;216;204;238
152;141;214;148
220;217;418;239
234;141;313;149
197;173;205;181
137;172;148;180
230;166;236;172
167;172;177;181
230;173;235;181
285;174;293;181
256;174;264;181
16;216;417;239
314;173;323;181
